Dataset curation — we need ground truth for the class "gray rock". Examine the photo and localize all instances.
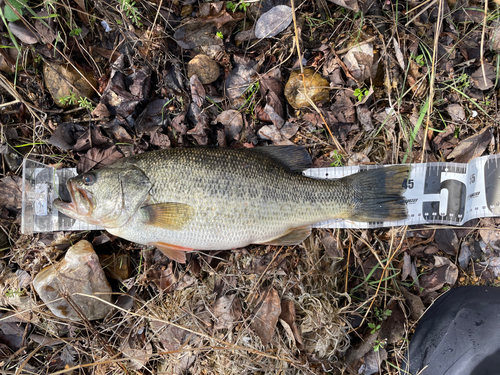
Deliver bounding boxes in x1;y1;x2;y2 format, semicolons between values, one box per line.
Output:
33;240;113;321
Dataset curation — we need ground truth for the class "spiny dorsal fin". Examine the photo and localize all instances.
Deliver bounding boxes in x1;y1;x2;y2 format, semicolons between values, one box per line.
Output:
141;203;194;230
257;225;312;246
248;146;312;172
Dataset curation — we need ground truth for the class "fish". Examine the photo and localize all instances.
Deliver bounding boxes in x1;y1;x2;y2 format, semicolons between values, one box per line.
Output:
54;146;409;263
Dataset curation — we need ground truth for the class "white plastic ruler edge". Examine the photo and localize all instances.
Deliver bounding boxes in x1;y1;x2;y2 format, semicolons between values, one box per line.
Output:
305;154;500;229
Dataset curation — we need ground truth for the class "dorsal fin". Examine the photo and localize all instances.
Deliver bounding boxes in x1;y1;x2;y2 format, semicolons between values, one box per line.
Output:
248;145;312;172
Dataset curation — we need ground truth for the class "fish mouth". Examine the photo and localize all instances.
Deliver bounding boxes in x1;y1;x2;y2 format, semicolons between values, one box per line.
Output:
53;180;94;219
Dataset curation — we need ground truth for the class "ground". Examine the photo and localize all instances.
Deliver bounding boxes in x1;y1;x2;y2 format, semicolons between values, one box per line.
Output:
0;0;499;373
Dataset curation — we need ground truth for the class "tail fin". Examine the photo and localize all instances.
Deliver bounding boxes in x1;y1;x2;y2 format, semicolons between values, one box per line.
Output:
347;165;410;222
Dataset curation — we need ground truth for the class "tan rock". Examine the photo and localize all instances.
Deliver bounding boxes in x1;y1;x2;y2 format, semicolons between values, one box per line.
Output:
43;62;96;108
187;54;220;84
33;240;113;321
284;68;330;109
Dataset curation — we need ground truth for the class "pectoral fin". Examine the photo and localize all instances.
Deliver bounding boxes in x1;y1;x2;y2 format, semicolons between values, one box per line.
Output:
257;225;311;246
141;203;194;230
150;242;194;263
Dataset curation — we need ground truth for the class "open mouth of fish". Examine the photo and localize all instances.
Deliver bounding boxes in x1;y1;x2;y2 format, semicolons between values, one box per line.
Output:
54;181;95;219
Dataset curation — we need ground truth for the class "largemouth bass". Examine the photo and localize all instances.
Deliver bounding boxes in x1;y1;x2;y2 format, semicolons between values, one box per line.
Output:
54;146;408;263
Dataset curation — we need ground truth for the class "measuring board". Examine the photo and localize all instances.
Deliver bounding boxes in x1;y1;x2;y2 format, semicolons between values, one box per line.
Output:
21;155;500;234
306;155;500;229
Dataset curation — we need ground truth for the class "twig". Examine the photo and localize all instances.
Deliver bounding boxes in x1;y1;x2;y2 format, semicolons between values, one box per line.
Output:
420;0;444;163
480;0;489;88
289;0;345;153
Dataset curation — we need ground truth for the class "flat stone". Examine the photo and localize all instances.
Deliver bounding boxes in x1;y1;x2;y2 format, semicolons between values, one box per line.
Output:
33;240;113;321
284;68;330;109
187;54;220;84
43;62;96;108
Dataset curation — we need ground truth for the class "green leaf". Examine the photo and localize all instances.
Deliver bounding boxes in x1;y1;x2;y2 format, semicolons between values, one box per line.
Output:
4;0;28;22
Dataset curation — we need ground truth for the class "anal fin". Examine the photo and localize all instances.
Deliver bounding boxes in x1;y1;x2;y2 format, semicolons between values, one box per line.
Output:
257;225;311;246
150;242;194;263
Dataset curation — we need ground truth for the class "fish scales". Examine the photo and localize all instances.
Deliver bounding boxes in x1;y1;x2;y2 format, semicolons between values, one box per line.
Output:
54;146;409;262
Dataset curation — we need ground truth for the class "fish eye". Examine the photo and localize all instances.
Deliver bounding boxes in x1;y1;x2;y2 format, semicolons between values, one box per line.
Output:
82;173;96;185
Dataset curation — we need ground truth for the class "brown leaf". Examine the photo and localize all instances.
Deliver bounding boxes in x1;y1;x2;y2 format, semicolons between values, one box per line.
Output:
260;68;285;126
327;0;359;11
279;299;303;349
100;254;130;280
255;5;293;39
321;233;343;260
149;130;171;149
134;99;169;137
115;286;136;311
203;8;244;29
0;176;22;213
402;252;412;281
257;124;295;145
400;287;425;320
153;322;190;351
446;126;492;163
216;110;243;142
434;229;459;255
121;327;153;370
173;22;222;50
100;55;151;117
77;145;123;174
452;8;485;23
342;43;373;82
252;287;281;345
33;9;56;43
171;110;188;136
332;92;355;123
432;124;457;151
471;63;496;90
212;294;242;330
73;126;113;152
434;256;459;285
187;103;209;145
225;55;257;101
92;102;111;118
8;22;38;44
356;105;373;132
345;332;378;367
446;103;466;123
146;263;177;291
379;299;406;344
419;256;458;293
190;74;205;108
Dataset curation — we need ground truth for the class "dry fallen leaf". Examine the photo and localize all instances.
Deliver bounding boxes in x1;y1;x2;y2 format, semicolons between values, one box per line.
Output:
251;287;281;345
279;299;303;349
216;110;243;142
379;299;406;344
446;103;466;123
77;145;123;174
255;5;293;39
212;294;242;330
446;126;492;163
190;74;205;108
470;63;496;90
343;43;374;82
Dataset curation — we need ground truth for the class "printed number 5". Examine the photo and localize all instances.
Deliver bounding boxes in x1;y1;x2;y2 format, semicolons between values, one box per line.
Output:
402;178;414;189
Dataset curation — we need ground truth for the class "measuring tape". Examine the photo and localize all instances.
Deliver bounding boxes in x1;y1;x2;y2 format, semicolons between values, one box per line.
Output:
305;154;500;229
21;155;500;234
